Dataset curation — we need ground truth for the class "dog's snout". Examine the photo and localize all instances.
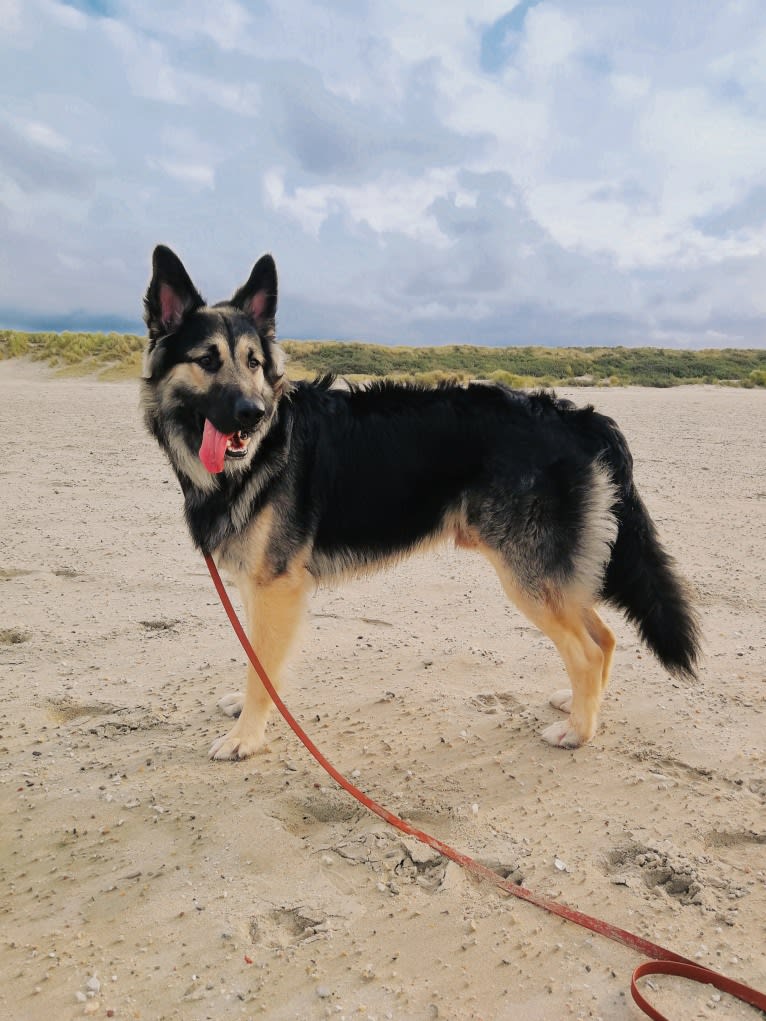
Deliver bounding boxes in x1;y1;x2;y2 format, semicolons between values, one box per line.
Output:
234;396;265;430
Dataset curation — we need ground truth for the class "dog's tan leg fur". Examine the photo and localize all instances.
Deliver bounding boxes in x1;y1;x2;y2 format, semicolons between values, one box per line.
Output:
584;607;616;691
209;568;311;760
528;601;607;747
549;607;616;715
485;552;609;747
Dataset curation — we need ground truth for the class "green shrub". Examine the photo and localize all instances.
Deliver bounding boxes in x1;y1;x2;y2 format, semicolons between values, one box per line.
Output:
2;330;765;387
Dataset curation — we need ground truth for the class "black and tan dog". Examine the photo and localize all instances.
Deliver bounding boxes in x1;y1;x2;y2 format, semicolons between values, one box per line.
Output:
141;246;700;760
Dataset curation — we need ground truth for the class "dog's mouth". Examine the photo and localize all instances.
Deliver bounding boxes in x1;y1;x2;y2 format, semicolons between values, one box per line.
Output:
225;430;251;458
199;419;252;474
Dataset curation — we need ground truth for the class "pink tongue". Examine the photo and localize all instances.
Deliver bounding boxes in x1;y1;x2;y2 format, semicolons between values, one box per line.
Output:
199;419;232;474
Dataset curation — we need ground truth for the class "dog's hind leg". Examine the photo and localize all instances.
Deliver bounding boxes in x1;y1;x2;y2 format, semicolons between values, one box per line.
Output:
209;569;310;760
549;606;616;713
485;555;606;747
524;597;606;748
585;606;615;692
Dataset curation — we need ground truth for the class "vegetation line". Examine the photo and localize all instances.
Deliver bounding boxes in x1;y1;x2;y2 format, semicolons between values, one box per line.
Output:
1;329;765;387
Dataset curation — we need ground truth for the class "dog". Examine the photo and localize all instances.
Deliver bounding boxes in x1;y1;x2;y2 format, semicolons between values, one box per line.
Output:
141;245;700;760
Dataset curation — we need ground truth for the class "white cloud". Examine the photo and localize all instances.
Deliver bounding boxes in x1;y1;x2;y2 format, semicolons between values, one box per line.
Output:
638;87;766;214
411;297;493;322
0;0;22;33
518;6;584;78
150;158;215;189
709;22;766;91
8;116;69;151
124;0;254;52
528;175;765;272
44;0;88;30
610;73;651;103
101;17;260;114
264;167;476;247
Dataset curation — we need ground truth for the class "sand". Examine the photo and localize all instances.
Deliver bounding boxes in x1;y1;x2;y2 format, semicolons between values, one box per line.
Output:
0;360;764;1021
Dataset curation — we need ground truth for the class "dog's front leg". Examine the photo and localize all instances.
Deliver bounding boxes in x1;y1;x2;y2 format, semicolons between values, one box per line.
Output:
209;569;310;760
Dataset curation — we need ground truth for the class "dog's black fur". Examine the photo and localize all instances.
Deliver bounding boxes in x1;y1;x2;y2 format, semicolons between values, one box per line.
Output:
141;246;700;759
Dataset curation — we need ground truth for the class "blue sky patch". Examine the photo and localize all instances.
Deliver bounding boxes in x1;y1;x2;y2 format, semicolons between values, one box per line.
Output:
59;0;117;16
479;1;544;73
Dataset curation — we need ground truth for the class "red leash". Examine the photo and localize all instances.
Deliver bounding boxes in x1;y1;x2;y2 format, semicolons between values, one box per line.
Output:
204;554;766;1020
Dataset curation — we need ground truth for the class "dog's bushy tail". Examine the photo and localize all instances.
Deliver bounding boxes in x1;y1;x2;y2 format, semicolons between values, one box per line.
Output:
603;482;701;678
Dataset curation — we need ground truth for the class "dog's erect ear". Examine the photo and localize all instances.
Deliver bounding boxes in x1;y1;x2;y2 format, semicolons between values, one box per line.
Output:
144;245;204;340
230;254;278;327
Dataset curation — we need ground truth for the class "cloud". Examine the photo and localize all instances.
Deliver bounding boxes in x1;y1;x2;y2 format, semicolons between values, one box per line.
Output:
121;0;256;52
264;166;474;246
0;119;93;197
13;118;70;152
0;0;23;31
150;158;216;189
100;18;262;114
0;0;765;347
259;58;481;181
695;186;766;238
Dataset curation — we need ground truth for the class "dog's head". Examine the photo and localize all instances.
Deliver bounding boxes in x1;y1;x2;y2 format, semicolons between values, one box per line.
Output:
141;246;286;490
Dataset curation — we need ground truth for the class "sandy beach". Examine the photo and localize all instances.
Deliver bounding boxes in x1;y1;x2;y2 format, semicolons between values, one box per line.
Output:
0;360;764;1021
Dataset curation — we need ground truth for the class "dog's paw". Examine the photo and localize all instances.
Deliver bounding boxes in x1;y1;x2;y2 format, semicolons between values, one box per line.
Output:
541;719;582;749
209;724;264;760
217;692;244;718
549;688;573;713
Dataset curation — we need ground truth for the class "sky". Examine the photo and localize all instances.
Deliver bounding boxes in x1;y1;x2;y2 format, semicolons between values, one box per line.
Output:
1;0;766;347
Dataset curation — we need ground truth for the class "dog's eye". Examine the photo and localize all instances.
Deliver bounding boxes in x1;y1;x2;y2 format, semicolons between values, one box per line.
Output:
248;355;261;371
197;354;216;370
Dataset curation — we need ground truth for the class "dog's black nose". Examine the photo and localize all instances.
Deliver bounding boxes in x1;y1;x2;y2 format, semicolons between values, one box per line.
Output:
234;396;265;430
